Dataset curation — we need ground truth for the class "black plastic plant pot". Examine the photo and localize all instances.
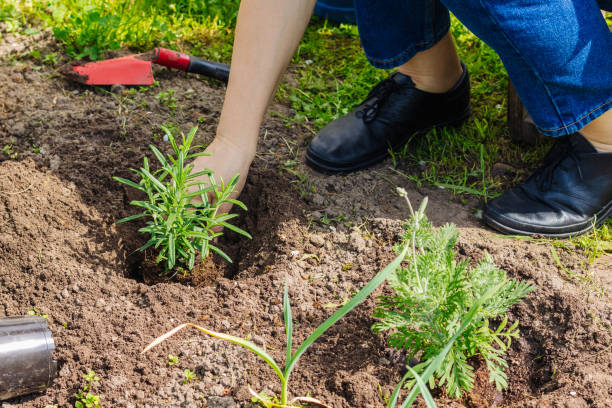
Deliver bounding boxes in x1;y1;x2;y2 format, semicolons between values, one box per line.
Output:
0;316;57;401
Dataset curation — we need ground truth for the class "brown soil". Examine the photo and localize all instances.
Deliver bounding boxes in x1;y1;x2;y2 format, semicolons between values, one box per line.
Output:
0;33;610;408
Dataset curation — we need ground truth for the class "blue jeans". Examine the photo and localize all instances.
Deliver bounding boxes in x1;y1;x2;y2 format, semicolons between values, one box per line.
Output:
354;0;612;137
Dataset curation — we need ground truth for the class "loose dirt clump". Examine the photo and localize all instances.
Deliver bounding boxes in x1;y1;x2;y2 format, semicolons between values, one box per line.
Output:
0;37;610;408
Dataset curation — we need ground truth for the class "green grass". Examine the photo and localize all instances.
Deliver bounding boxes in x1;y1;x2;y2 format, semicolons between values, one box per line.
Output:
2;1;609;256
281;20;388;131
0;0;238;60
503;218;611;266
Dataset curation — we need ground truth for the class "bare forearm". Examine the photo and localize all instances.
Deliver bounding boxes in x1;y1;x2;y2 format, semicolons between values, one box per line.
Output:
217;0;316;154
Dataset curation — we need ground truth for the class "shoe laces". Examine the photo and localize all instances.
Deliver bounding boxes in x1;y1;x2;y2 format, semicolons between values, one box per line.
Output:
536;136;583;191
355;75;399;123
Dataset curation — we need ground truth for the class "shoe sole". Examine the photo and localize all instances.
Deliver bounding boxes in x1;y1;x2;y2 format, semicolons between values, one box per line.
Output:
305;105;471;174
483;199;612;238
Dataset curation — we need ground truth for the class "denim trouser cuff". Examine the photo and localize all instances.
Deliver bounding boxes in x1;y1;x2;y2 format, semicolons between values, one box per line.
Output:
355;0;451;70
354;0;612;137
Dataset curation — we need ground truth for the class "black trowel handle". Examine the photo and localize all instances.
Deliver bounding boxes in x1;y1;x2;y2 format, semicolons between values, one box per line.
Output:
151;48;230;83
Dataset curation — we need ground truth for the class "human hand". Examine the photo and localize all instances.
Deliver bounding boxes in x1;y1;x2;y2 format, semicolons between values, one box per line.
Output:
189;136;255;220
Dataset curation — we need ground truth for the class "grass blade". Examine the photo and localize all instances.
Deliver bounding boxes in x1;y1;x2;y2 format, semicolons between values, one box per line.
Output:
187;230;213;239
149;144;169;167
435;183;485;197
166;128;179;154
225;198;248;211
186;125;198;146
168;233;175;269
285;244;409;380
219;221;253;239
138;239;156;252
388;371;411;408
407;367;437;408
550;247;586;281
116;213;147;224
131;200;164;213
142;323;285;384
213;213;239;223
209;244;232;262
187;151;212;160
140;167;168;193
284;279;293;367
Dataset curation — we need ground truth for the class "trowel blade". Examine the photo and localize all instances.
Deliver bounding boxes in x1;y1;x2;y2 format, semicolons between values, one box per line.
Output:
59;55;155;86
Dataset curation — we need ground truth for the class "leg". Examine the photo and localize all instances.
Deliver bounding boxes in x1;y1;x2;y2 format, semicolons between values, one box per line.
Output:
355;0;462;93
439;0;612;236
440;0;612;138
581;108;612;151
306;0;471;172
397;32;462;94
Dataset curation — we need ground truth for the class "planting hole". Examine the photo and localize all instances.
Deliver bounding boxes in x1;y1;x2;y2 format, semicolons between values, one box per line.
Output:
122;169;305;285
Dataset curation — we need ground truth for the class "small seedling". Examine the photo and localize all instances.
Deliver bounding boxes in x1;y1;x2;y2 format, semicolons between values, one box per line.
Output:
319;212;345;225
29;49;42;60
143;245;409;407
114;126;251;273
43;52;59;67
156;90;178;111
183;369;196;384
27;309;48;319
251;392;281;407
74;371;101;408
2;144;17;159
167;354;178;366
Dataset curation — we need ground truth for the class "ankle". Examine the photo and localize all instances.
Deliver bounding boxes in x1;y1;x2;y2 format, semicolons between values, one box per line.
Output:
395;32;463;94
584;138;612;153
397;62;463;94
579;109;612;152
580;129;612;152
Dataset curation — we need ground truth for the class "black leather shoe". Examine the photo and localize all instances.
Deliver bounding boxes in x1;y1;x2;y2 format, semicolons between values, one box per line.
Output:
484;133;612;238
306;62;471;173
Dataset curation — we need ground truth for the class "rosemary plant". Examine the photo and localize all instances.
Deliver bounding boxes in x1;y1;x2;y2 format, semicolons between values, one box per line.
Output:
114;126;251;273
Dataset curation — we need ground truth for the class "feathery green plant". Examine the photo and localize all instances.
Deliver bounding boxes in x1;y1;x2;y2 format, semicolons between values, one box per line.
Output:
374;188;534;400
114;126;250;273
387;277;510;408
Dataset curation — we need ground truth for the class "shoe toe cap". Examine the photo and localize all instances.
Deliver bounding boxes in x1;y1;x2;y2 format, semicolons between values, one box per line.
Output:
484;187;589;235
308;114;376;165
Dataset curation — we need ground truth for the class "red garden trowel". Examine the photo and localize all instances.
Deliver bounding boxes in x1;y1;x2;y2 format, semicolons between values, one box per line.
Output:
60;48;230;86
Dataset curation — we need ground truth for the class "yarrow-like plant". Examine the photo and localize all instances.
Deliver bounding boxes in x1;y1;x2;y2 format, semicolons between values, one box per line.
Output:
114;126;251;273
376;188;534;404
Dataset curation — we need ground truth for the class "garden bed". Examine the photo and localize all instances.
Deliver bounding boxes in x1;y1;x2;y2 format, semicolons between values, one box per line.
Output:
0;34;610;408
